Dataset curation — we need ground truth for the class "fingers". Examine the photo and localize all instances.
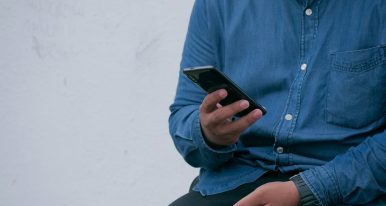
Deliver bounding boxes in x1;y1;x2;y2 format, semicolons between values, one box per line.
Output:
199;89;264;147
203;109;262;146
208;100;250;123
203;95;263;135
227;109;263;134
200;89;227;113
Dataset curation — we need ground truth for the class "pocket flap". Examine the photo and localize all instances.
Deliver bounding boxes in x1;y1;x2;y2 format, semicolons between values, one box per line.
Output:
331;45;386;72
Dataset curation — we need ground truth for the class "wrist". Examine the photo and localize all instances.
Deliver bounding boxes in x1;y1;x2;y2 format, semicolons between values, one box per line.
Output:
287;181;301;205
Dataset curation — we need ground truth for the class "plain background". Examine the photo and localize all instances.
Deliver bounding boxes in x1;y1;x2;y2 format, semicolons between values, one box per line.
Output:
0;0;198;205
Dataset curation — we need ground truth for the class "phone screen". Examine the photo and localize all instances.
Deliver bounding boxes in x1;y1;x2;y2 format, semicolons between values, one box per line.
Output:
183;66;267;117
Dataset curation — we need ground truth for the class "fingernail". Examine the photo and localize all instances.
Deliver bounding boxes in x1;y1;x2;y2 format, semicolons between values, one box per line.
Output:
240;100;249;108
253;109;262;118
219;89;227;97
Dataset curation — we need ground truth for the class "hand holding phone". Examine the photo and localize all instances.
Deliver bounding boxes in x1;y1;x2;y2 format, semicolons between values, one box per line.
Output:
199;89;264;146
183;66;266;147
183;66;267;116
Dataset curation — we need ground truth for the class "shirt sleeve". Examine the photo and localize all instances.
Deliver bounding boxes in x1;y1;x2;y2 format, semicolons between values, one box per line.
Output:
300;128;386;205
168;0;236;170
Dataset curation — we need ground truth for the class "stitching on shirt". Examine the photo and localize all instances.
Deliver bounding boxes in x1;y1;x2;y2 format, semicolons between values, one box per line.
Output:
313;0;321;39
273;67;302;167
287;70;305;154
331;46;386;72
321;166;343;205
300;9;305;58
332;56;383;72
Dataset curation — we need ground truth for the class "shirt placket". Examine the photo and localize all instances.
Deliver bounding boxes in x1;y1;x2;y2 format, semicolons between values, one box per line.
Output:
273;1;319;170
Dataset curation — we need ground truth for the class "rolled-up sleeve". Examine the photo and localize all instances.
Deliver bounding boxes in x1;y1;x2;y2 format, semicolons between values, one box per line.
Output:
300;129;386;205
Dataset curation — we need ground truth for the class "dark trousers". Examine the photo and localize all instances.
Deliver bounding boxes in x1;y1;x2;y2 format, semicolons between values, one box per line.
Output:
169;171;297;206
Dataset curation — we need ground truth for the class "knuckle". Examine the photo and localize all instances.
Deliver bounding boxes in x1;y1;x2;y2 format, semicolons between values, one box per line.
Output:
209;113;222;123
199;104;205;113
231;102;243;112
207;92;218;101
245;113;257;125
201;97;209;106
246;116;255;125
235;119;248;128
201;96;211;107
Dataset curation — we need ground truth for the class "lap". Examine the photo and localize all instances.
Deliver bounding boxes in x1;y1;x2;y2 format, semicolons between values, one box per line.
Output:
169;171;295;206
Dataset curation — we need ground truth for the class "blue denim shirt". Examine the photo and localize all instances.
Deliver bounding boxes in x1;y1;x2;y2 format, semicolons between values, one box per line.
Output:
169;0;386;205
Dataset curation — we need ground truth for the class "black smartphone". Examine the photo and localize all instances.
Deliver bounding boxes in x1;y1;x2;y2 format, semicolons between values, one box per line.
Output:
183;66;267;117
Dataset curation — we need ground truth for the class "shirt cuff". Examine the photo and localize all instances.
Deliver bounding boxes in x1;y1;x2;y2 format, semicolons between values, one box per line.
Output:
290;174;321;206
300;165;342;206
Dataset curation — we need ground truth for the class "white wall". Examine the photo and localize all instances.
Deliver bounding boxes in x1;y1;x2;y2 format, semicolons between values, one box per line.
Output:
0;1;197;205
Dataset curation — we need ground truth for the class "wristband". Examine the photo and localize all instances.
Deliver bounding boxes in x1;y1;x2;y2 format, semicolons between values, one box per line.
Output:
290;174;322;206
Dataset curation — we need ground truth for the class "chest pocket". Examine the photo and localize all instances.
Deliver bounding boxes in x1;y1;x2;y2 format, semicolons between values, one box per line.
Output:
326;45;386;128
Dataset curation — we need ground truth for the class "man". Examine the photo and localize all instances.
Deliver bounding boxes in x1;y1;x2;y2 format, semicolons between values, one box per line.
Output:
169;0;386;205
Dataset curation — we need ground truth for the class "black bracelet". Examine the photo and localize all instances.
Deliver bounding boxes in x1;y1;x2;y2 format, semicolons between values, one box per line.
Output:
290;174;321;206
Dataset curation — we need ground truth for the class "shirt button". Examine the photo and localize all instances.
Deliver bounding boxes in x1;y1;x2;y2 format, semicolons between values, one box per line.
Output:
285;114;293;121
301;63;307;71
277;147;284;154
305;8;313;16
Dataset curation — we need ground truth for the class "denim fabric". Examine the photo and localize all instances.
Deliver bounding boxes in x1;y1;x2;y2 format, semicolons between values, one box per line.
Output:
169;0;386;205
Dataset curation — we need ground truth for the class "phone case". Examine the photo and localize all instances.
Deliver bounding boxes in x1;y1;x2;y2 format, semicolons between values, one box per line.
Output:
183;66;267;116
